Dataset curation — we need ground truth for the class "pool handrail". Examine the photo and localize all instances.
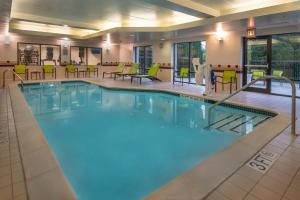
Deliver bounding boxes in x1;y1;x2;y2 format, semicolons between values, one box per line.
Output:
207;75;297;136
3;69;24;89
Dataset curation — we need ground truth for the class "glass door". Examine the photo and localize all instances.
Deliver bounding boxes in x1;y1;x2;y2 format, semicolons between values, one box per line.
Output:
138;47;145;73
190;41;204;83
145;46;153;70
173;41;206;84
174;42;190;83
243;37;271;93
134;46;152;74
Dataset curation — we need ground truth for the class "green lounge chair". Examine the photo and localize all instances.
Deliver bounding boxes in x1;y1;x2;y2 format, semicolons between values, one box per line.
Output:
86;65;99;77
115;64;138;80
175;68;189;86
103;63;125;78
215;70;237;94
43;65;56;79
13;65;28;80
65;64;78;78
130;64;161;84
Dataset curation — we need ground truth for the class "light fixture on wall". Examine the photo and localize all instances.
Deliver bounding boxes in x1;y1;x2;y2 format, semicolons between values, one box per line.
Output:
247;18;256;38
61;37;70;48
215;23;225;41
104;33;112;51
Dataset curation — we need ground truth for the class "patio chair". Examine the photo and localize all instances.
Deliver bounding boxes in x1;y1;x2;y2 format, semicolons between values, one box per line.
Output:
251;69;265;85
102;63;125;78
273;70;283;77
86;65;99;77
174;68;189;86
43;65;56;79
115;63;138;80
273;70;284;86
130;64;161;84
215;70;237;94
65;64;78;78
13;65;28;80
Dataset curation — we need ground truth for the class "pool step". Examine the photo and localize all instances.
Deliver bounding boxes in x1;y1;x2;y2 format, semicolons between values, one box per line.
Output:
210;114;244;129
210;113;271;135
232;116;271;133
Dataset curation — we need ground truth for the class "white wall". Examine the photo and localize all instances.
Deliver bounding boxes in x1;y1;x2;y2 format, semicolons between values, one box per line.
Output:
87;48;101;65
152;41;172;64
206;31;243;66
101;44;120;64
119;43;134;63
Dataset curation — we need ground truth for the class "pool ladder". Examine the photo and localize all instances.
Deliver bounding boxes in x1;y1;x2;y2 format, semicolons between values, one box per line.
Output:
2;69;24;89
207;75;298;136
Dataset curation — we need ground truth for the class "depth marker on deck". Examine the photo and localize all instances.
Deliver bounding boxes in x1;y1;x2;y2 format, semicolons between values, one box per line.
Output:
247;150;279;174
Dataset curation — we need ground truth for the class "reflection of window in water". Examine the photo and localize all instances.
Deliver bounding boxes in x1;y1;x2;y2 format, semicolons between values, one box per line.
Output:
90;90;102;105
134;95;146;109
46;95;54;110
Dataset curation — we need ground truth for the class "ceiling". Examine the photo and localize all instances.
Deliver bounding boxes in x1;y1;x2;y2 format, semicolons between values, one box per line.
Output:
191;0;298;13
4;0;300;39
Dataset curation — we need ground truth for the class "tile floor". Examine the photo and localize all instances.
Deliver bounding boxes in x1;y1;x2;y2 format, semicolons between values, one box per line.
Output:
0;77;299;200
0;89;27;200
205;125;300;200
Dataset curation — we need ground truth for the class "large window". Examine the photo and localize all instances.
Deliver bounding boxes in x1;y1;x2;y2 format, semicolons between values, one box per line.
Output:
70;46;102;65
18;43;61;66
173;41;206;84
271;34;300;96
243;33;300;97
134;46;152;74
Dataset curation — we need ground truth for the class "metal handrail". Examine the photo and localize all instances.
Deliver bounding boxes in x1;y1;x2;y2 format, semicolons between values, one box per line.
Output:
244;64;268;68
2;69;24;89
207;75;297;136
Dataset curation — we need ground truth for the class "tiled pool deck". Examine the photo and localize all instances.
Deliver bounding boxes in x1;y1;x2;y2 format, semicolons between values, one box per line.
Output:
0;77;299;200
0;89;27;200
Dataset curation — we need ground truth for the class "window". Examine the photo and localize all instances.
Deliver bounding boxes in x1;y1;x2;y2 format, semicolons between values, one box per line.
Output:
17;43;61;66
70;46;102;65
271;33;300;96
41;45;61;65
134;46;152;74
173;41;206;84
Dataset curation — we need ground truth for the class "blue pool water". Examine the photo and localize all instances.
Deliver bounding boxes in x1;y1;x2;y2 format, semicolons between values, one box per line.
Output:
21;81;272;200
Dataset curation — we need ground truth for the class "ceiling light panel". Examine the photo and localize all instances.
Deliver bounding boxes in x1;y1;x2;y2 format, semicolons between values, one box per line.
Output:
10;20;98;37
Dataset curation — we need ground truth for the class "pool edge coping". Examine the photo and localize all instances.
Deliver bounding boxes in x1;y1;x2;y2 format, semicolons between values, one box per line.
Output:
10;79;291;200
9;83;77;200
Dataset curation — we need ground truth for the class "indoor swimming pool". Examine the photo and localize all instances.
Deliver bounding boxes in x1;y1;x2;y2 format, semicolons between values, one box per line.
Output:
20;81;275;200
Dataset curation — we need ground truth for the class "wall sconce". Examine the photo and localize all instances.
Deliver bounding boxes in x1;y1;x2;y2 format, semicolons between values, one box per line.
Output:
247;18;256;38
61;37;70;48
216;23;225;41
104;33;112;51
